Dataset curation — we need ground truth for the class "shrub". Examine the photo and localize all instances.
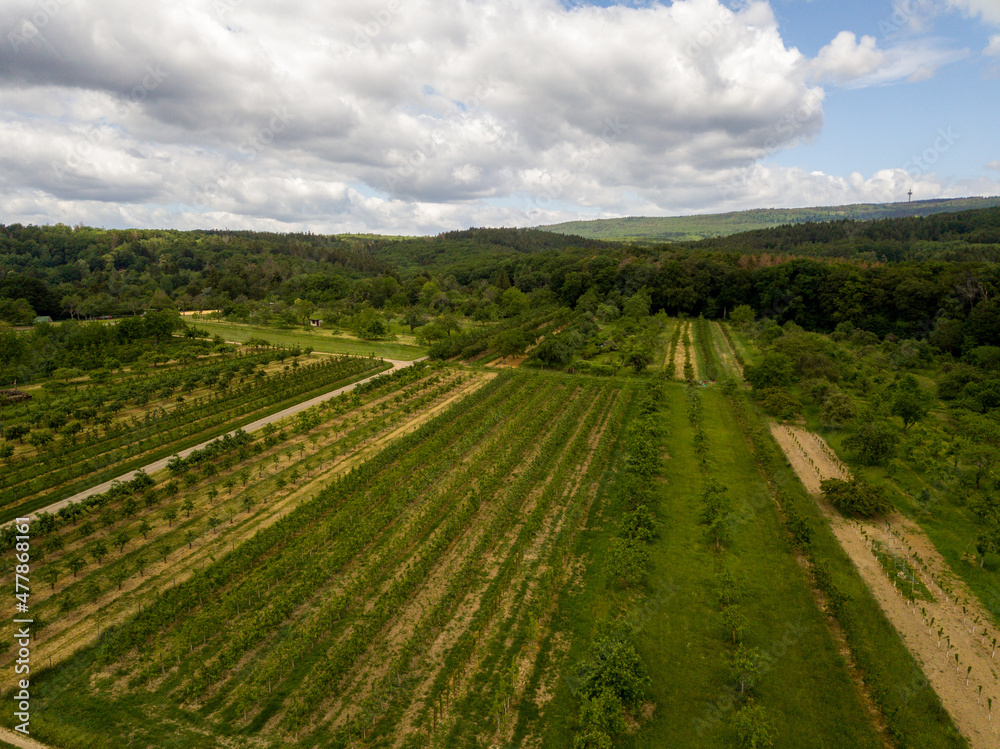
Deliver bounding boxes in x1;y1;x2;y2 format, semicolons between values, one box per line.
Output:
843;419;899;466
621;505;657;543
606;538;650;587
820;478;893;518
755;388;801;419
575;628;649;708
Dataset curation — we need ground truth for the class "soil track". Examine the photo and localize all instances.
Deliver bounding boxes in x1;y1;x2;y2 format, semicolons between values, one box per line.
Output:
0;728;58;749
674;322;693;381
771;423;1000;749
712;323;744;380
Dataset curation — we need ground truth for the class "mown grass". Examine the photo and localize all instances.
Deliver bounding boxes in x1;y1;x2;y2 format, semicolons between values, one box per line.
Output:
541;382;884;748
189;320;427;360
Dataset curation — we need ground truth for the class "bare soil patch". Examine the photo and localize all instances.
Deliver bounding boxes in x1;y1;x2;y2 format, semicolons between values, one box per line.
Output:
0;728;59;749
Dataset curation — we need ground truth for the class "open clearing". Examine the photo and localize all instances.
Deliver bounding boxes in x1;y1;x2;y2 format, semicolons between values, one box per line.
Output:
772;423;1000;749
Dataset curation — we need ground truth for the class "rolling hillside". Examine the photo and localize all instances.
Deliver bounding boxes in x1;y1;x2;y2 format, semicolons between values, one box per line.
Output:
540;196;1000;242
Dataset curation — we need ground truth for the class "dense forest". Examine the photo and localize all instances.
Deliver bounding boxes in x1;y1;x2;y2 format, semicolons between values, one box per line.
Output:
2;208;999;380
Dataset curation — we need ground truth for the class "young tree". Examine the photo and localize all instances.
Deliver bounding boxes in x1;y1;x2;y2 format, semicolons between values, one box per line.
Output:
138;518;152;539
164;507;178;526
182;497;195;517
735;702;775;749
731;645;762;696
112;528;131;554
67;555;86;578
42;565;60;590
890;374;931;432
110;567;129;591
87;538;108;564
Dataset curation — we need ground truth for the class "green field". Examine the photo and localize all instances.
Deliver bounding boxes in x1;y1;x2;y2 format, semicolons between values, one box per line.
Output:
2;363;966;748
188;319;428;360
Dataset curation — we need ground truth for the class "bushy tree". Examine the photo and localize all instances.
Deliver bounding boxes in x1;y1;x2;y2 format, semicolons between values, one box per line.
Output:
843;419;899;466
731;305;756;327
606;538;650;587
744;352;794;391
575;629;649;708
821;392;857;428
890;374;931;432
491;328;531;362
621;505;657;543
821;478;893;518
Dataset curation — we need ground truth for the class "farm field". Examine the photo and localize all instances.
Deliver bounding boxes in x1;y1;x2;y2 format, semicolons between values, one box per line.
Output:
189;319;427;360
5;210;1000;749
0;360;970;748
772;424;999;748
0;350;389;523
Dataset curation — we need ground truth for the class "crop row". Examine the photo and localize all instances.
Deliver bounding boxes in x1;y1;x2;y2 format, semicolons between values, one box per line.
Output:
0;356;383;512
68;374;628;747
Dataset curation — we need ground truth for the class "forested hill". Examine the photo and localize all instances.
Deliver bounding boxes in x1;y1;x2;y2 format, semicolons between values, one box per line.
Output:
682;206;1000;262
541;196;1000;242
368;227;614;276
0;225;395;318
3;210;1000;352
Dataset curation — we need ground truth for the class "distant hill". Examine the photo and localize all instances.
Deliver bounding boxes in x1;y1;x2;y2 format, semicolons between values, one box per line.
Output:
539;196;1000;243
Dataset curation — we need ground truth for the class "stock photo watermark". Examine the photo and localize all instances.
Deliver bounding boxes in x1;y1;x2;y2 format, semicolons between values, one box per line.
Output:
533;116;629;210
902;127;959;179
203;107;295;199
382;76;496;194
51;65;169;184
5;0;70;54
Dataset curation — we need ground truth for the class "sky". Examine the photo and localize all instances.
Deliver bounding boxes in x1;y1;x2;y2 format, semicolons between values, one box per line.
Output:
0;0;997;235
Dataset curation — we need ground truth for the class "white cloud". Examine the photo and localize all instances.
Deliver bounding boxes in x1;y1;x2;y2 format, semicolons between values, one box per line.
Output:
986;160;1000;171
811;31;885;84
0;0;835;230
0;0;984;233
809;30;967;88
947;0;1000;27
986;35;1000;55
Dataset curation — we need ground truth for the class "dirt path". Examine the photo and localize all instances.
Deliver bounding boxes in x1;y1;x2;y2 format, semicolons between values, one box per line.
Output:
0;728;59;749
712;322;744;380
674;322;689;381
771;423;1000;749
4;359;423;525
